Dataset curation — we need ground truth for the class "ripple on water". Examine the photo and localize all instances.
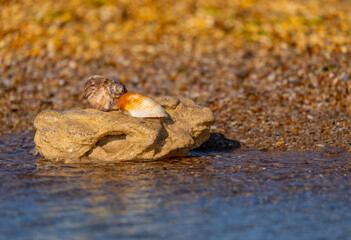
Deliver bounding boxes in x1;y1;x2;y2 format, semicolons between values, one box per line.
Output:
0;133;351;240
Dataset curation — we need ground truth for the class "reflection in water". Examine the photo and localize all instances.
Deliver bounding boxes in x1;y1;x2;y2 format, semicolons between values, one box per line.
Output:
1;133;351;239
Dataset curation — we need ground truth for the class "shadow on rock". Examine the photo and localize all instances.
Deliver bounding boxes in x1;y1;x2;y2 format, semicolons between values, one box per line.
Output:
191;132;241;155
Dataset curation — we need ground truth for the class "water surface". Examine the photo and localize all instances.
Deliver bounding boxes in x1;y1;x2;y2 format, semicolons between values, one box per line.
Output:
0;133;351;240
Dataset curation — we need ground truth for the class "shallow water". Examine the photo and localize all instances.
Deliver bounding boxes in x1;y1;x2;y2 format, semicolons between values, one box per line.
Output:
1;133;351;240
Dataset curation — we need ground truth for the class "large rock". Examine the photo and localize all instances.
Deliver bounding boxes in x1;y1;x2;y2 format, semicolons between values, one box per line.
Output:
34;96;214;162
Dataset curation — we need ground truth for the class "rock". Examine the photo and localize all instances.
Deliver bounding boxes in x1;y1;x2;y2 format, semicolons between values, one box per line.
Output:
34;96;214;162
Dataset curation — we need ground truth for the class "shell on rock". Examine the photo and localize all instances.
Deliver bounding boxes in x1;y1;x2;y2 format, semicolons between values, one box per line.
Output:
84;75;127;111
117;92;168;118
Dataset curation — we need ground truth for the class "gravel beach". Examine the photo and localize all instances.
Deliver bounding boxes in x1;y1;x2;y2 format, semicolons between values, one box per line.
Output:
1;0;351;151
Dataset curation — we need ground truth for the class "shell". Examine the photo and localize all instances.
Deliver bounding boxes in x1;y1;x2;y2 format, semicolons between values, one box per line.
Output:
117;92;168;118
84;75;127;111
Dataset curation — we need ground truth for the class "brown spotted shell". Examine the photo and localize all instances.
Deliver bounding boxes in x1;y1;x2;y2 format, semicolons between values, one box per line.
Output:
84;75;127;111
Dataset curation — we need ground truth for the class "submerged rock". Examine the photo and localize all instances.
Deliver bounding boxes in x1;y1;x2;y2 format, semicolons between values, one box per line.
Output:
34;96;214;162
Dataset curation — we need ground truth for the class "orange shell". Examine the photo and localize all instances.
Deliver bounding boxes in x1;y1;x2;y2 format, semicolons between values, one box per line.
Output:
117;92;168;118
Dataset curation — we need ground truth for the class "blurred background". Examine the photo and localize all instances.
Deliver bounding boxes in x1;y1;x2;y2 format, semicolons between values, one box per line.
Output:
1;0;351;150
